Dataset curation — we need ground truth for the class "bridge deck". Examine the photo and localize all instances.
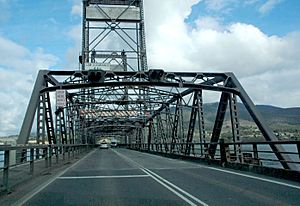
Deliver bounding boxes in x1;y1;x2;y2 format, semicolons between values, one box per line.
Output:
18;148;300;206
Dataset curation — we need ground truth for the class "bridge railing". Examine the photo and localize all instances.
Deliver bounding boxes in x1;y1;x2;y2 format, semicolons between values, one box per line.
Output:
0;144;92;191
127;140;300;171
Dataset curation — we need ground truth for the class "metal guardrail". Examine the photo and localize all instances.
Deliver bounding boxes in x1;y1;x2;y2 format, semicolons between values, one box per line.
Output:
0;144;92;191
127;140;300;171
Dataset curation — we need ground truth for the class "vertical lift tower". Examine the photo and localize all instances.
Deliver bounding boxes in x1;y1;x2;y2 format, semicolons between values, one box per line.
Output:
81;0;147;71
80;0;148;142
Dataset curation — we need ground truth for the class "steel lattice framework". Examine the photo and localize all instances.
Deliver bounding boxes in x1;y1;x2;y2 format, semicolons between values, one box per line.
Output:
81;0;147;71
17;0;295;170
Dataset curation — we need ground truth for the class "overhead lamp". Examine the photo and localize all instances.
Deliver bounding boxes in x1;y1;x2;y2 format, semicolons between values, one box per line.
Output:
87;70;105;83
148;69;165;82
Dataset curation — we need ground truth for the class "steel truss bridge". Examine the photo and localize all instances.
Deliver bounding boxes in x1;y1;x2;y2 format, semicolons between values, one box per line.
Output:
16;0;297;170
17;69;297;172
1;0;299;204
0;0;300;206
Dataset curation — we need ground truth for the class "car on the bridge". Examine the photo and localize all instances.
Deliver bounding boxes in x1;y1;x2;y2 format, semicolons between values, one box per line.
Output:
99;140;109;149
110;139;117;147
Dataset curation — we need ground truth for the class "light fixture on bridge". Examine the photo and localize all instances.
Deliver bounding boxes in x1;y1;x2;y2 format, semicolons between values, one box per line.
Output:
87;70;106;83
148;69;165;82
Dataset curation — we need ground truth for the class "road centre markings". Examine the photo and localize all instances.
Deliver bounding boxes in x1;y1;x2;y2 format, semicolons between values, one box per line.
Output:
57;174;149;179
112;149;209;206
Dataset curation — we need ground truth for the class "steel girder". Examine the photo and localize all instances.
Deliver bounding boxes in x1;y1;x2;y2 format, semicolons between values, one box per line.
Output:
87;0;140;7
170;99;181;153
17;71;49;145
17;69;296;170
185;91;199;155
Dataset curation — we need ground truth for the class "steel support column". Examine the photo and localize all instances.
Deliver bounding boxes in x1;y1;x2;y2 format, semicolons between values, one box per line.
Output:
209;92;230;158
37;94;46;145
44;91;56;144
196;91;206;156
147;120;153;150
229;94;242;162
185;92;198;155
18;71;48;145
171;99;181;153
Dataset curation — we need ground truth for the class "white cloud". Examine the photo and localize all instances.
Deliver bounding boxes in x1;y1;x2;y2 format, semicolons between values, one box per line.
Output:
65;25;81;70
204;0;237;12
70;0;82;16
196;16;224;31
144;0;300;107
259;0;283;14
144;0;201;69
241;68;300;107
0;69;32;136
71;4;82;16
187;24;300;77
0;36;59;136
245;0;260;5
65;0;300;109
0;37;59;73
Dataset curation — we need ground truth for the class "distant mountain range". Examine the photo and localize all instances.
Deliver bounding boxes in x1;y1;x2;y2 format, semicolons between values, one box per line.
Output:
202;103;300;126
237;104;300;125
180;103;299;140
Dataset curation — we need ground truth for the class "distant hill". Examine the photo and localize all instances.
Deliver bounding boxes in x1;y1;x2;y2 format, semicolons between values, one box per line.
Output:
231;104;300;125
196;103;300;125
179;103;300;140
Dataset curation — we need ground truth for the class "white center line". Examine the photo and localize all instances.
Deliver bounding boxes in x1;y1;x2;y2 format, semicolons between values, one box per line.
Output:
140;168;199;206
57;174;150;180
143;167;209;206
111;149;209;206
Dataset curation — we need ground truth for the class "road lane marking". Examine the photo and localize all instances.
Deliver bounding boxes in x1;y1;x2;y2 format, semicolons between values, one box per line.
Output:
140;168;199;206
205;167;300;190
143;168;209;206
149;166;203;170
112;149;209;206
123;148;300;190
16;149;98;206
57;174;150;179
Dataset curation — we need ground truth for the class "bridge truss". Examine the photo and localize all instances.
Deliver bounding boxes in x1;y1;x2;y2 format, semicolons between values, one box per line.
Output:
16;0;295;170
17;69;295;169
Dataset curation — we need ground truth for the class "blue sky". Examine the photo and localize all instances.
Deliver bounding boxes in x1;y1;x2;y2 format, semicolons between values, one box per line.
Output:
0;0;300;136
1;0;299;70
0;0;81;69
186;0;300;36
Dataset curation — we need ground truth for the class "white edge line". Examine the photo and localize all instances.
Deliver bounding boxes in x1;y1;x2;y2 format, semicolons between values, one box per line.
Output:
112;149;209;206
126;148;300;190
16;149;98;206
205;166;300;190
57;175;150;179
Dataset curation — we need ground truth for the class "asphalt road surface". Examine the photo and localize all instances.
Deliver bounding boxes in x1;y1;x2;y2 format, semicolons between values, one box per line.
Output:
19;148;300;206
